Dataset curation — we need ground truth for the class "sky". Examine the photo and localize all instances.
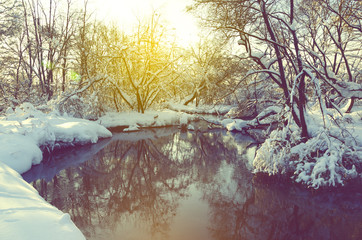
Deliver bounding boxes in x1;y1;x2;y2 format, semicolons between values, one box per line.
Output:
88;0;200;46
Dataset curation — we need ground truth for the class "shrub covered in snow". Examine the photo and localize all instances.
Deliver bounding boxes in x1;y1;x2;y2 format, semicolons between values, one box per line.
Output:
291;131;359;188
253;126;301;175
253;118;361;189
49;92;105;120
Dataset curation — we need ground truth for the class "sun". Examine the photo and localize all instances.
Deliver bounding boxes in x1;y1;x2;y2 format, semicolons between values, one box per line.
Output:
89;0;199;47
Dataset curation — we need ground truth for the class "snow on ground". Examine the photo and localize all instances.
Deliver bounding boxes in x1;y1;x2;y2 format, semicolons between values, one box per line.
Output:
0;102;112;240
167;102;234;115
0;103;230;240
0;105;211;240
1;100;358;239
220;106;281;131
97;110;196;129
0;134;42;174
0;162;85;240
0;103;112;174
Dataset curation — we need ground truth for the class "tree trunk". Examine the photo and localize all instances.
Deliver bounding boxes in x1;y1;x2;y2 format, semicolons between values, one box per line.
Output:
345;97;355;113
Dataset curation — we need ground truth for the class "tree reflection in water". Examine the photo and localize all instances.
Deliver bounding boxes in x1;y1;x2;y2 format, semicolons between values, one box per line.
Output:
25;129;362;240
204;169;362;240
28;129;241;239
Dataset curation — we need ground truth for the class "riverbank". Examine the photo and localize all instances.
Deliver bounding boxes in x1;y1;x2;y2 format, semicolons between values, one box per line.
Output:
0;103;112;240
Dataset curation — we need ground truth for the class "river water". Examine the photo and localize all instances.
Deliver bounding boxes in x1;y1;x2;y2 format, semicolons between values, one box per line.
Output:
23;128;362;240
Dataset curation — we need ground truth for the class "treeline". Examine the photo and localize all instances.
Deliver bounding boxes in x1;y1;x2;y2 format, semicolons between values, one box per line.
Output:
0;0;249;117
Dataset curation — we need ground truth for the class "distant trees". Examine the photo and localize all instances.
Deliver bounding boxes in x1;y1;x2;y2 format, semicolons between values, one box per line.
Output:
1;0;358;127
23;0;77;99
0;0;20;36
180;36;249;106
0;0;22;107
104;12;181;113
0;0;253;114
71;11;182;113
0;1;181;114
0;0;82;109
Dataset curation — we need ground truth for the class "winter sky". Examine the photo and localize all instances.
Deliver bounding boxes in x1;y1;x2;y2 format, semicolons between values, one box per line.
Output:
89;0;199;46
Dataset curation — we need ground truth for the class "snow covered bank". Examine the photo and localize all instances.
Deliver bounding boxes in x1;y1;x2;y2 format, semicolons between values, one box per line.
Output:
220;106;281;132
0;103;112;174
97;110;196;131
0;102;111;240
0;162;85;240
166;102;234;115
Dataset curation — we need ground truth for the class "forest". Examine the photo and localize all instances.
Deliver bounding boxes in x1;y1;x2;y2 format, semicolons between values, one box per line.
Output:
0;0;361;186
0;0;361;239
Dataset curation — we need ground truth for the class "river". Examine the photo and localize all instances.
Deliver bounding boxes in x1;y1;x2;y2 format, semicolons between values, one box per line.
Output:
23;128;362;240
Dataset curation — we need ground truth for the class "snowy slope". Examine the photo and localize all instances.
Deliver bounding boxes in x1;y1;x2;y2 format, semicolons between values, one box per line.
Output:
0;162;85;240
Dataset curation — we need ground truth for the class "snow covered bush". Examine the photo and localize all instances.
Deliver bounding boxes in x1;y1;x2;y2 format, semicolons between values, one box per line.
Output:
253;126;301;175
50;92;105;120
291;131;359;188
254;125;360;189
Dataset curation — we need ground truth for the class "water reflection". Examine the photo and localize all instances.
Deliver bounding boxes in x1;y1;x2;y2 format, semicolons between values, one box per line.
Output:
23;128;362;240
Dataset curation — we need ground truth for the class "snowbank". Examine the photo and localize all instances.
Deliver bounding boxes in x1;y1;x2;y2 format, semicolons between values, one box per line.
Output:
0;103;112;174
220;106;281;131
167;102;234;115
0;162;85;240
0;102;112;240
0;134;42;173
98;110;195;130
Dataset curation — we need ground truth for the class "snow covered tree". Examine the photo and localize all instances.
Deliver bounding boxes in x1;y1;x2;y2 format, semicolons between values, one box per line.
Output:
85;12;182;113
0;0;22;108
118;13;181;113
192;0;311;139
191;0;362;188
22;0;78;100
0;0;81;111
299;0;361;112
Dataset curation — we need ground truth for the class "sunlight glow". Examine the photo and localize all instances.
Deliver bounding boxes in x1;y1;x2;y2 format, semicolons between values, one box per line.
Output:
89;0;199;46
